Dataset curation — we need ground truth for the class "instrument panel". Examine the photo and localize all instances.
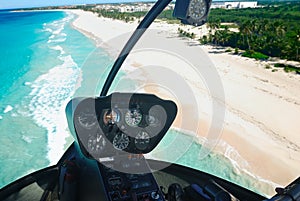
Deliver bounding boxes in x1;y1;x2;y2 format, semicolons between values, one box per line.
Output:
98;157;165;201
66;93;177;159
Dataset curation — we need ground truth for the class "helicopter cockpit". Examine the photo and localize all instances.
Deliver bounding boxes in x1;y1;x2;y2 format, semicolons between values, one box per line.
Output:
63;92;177;201
0;0;300;201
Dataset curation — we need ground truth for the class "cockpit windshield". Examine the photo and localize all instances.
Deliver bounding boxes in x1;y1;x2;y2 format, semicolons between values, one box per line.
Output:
0;0;299;198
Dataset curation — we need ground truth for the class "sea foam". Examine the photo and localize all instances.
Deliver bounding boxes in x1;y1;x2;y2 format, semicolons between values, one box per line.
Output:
50;45;65;55
22;135;32;144
28;54;81;164
3;105;13;113
44;12;73;44
27;13;82;164
23;82;31;86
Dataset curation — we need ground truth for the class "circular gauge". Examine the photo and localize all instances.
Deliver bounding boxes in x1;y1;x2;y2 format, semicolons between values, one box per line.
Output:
87;133;106;153
103;109;120;125
188;0;207;20
113;133;130;150
125;109;142;127
77;111;97;129
146;115;159;127
135;131;150;150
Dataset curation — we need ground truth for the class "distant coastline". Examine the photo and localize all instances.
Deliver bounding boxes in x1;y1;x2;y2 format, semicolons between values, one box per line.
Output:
73;2;300;75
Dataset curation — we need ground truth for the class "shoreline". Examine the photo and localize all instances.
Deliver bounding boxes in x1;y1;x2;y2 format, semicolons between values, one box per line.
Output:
67;9;300;196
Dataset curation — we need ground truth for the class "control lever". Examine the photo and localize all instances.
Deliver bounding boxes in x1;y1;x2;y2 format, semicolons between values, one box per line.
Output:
167;183;185;201
204;180;238;201
58;156;79;201
184;180;239;201
266;183;300;201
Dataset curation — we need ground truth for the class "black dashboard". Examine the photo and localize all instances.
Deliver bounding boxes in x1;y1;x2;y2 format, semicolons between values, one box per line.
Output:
66;93;177;160
65;93;177;201
98;155;165;201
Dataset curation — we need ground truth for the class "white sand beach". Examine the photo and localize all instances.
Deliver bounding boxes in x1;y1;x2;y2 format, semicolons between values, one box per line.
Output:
68;9;300;195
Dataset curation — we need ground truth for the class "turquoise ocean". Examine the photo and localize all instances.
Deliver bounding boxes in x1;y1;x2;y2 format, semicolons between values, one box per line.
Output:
0;10;272;196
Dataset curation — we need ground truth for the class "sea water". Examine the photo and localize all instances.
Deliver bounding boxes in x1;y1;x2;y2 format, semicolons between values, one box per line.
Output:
0;10;272;196
0;10;113;187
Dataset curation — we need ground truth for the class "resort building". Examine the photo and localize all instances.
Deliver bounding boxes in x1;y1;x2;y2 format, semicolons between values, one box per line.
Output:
211;1;258;9
94;2;257;12
95;3;175;13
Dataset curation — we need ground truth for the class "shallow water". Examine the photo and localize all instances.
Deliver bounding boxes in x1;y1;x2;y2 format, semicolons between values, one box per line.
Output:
0;10;102;187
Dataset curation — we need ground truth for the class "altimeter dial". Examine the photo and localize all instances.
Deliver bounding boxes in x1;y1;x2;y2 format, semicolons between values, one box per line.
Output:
77;111;98;129
146;115;160;127
135;131;150;150
125;109;142;127
113;133;130;150
87;133;106;153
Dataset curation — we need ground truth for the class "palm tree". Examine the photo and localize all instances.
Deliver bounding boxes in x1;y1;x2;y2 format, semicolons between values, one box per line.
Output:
208;20;221;45
239;20;252;50
275;23;286;38
295;29;300;60
207;20;221;38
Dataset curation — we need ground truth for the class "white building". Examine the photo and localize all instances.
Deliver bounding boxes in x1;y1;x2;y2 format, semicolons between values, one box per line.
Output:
211;1;257;9
94;3;173;13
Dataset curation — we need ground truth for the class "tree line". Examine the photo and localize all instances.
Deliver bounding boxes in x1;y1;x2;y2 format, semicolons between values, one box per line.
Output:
205;2;300;61
81;7;180;23
78;2;300;61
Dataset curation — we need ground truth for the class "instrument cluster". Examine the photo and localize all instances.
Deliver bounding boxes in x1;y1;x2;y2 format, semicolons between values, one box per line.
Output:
66;93;177;159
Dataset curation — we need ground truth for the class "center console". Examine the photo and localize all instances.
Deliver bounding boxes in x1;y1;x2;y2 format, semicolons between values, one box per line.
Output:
98;154;165;201
65;93;177;201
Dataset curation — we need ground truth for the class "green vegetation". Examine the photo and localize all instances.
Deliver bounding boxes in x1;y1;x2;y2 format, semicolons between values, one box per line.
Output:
157;9;180;23
265;64;271;69
88;8;144;22
205;2;300;61
274;63;300;73
199;35;209;44
81;7;180;23
208;2;300;24
234;48;239;55
76;2;300;62
242;50;269;60
220;24;238;29
225;48;232;53
178;28;196;39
